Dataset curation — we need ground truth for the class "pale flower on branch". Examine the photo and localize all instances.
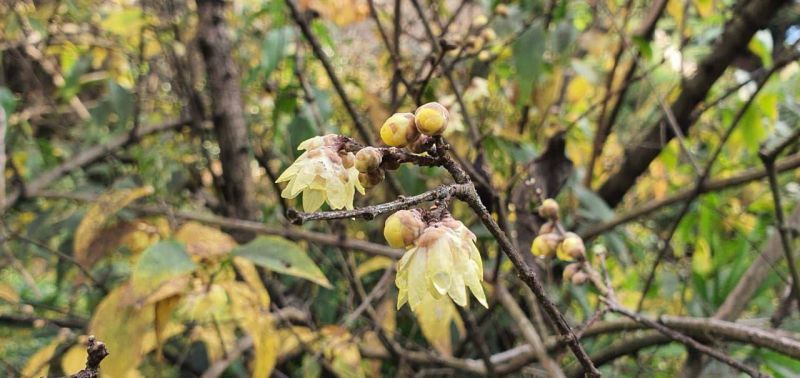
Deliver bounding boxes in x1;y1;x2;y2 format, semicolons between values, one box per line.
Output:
396;216;488;312
276;135;365;212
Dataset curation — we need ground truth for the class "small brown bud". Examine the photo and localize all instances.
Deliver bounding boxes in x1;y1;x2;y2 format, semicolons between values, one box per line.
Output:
355;147;383;173
495;4;509;17
538;198;560;220
358;169;385;189
539;221;556;234
563;263;581;282
571;271;588;285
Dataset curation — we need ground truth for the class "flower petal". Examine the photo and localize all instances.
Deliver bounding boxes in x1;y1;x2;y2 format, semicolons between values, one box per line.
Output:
302;189;327;212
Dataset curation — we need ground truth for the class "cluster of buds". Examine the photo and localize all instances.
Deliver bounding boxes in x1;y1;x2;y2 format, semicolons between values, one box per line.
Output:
387;209;488;312
380;102;449;149
354;146;385;189
276;135;365;212
530;198;590;284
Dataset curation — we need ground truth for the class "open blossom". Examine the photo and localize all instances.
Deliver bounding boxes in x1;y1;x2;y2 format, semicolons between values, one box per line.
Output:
276;135;365;212
396;217;487;311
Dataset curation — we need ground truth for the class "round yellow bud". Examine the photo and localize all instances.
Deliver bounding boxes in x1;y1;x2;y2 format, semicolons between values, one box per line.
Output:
557;233;585;261
481;28;497;42
384;210;426;248
531;233;559;258
495;4;509;17
538;198;560;220
472;15;489;28
414;102;449;136
355;147;383;173
478;50;491;62
358;169;385;189
380;113;419;147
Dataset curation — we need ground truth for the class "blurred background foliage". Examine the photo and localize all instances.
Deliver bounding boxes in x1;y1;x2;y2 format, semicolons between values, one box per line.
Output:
1;0;800;376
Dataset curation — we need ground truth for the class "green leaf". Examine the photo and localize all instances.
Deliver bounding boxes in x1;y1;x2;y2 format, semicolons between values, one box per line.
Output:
132;240;197;296
233;236;332;288
513;22;545;107
261;27;293;79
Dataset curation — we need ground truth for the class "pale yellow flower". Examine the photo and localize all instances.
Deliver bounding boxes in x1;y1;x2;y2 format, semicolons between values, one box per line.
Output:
276;135;365;212
396;217;487;311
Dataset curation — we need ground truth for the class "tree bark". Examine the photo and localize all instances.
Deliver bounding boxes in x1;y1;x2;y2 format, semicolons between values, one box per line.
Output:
597;0;789;208
196;0;260;228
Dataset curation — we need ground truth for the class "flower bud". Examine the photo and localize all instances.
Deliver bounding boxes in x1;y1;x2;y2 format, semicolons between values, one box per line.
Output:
571;271;588;285
557;233;586;261
472;15;488;28
358;169;385;189
340;152;355;169
538;198;560;220
531;233;559;258
481;28;497;42
563;263;581;282
539;221;556;234
384;210;426;248
495;4;509;17
380;113;419;147
355;147;383;173
414;102;449;136
478;50;491;62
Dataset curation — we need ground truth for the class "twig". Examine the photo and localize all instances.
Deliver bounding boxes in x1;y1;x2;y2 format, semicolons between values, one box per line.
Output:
580;152;800;240
454;306;497;376
286;0;374;144
605;303;766;377
759;131;800;308
3;119;190;212
495;283;565;377
635;52;792;311
67;336;109;378
35;190;404;259
288;183;467;224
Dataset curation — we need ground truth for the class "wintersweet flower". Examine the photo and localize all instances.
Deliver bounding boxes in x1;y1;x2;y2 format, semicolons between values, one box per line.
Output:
276;135;365;212
396;217;487;311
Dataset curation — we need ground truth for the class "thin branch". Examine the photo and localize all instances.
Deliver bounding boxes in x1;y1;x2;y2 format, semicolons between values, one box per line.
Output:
580;152;800;240
288;183;467;224
495;282;565;377
636;52;791;311
3;119;190;212
605;303;766;377
35;190;404;259
286;0;374;144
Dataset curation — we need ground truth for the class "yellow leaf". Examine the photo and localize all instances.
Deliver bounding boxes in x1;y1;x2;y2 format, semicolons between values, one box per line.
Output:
154;295;182;358
566;76;593;104
174;222;237;260
319;326;364;378
667;0;684;30
233;257;271;308
276;326;316;358
355;256;393;278
89;285;154;376
0;283;19;304
375;296;396;335
74;186;154;267
414;295;464;356
61;345;87;375
693;0;713;18
693;239;713;275
22;339;60;377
